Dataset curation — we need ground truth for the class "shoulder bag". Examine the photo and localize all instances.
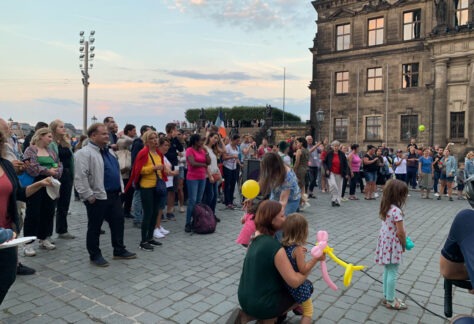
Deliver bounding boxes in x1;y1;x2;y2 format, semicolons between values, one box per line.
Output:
148;152;167;196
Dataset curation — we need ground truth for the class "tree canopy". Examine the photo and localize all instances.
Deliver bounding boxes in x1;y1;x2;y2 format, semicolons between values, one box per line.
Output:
185;106;301;123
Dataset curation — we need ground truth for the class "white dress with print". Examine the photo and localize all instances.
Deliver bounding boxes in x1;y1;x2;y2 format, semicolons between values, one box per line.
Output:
375;205;404;265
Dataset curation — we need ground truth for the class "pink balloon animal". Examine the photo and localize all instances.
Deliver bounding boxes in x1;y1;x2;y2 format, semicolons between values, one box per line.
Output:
311;231;338;291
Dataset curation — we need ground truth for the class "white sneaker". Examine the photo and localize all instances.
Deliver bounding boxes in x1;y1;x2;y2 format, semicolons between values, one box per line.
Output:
46;236;55;244
374;193;379;198
153;228;165;239
341;197;348;202
300;202;311;211
159;226;170;235
39;239;56;250
179;206;185;213
434;193;440;197
23;245;36;257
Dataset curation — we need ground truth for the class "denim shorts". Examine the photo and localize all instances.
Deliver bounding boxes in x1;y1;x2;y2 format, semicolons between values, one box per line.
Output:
440;173;454;182
365;171;377;182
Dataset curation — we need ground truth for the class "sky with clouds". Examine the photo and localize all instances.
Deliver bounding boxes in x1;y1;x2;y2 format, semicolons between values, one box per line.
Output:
0;0;317;132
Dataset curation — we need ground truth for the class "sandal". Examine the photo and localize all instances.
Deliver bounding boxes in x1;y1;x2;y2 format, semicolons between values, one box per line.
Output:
385;298;407;310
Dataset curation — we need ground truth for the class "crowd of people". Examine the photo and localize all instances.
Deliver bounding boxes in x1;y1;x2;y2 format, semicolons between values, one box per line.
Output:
1;115;474;322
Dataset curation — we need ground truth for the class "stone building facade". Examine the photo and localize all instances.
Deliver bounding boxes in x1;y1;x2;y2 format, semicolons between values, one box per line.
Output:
309;0;474;155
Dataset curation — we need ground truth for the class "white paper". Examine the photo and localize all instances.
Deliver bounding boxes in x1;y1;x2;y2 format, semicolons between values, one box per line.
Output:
0;236;36;249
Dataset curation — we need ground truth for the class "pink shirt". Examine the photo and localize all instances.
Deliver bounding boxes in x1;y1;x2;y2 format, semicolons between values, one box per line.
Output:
350;153;362;172
186;147;207;180
0;173;13;229
236;213;256;245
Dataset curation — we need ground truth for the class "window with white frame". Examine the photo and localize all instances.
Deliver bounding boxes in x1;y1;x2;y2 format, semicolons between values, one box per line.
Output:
368;17;384;46
403;10;421;40
367;67;383;92
335;71;349;94
336;23;351;51
455;0;469;26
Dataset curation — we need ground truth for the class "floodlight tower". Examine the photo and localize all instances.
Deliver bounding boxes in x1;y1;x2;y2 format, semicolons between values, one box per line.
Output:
79;31;96;134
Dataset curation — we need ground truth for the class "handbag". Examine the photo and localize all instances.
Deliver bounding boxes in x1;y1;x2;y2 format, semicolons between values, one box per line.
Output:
211;172;222;182
18;172;34;187
148;152;167;196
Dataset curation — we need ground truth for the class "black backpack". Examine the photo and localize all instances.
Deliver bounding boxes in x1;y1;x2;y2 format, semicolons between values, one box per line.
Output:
192;203;217;234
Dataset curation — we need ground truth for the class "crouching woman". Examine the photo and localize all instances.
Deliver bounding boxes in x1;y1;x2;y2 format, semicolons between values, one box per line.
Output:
235;200;314;323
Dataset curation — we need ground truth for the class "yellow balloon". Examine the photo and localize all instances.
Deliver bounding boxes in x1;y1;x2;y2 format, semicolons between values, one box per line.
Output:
418;124;425;132
242;180;260;199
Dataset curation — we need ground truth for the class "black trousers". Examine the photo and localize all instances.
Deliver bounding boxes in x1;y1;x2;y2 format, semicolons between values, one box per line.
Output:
0;247;17;305
24;186;56;240
307;166;319;193
223;166;238;206
121;178;134;215
140;188;160;243
84;193;126;260
56;168;73;234
349;172;361;195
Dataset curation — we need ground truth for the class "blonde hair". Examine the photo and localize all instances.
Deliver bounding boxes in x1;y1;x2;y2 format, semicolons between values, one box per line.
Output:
141;130;158;144
49;119;71;148
31;127;52;146
281;213;308;247
466;151;474;159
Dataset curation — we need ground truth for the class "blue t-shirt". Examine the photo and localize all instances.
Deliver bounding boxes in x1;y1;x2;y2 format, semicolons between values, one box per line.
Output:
419;156;433;174
270;169;301;202
441;209;474;282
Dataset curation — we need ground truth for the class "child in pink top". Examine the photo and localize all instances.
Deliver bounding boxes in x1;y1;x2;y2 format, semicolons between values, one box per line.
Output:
236;199;260;247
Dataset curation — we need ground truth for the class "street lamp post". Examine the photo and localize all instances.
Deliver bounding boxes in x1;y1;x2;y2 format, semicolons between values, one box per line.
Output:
79;31;96;135
91;115;97;125
316;108;325;142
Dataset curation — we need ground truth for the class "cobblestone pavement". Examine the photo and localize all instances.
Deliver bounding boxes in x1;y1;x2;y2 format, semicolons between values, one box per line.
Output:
1;190;473;324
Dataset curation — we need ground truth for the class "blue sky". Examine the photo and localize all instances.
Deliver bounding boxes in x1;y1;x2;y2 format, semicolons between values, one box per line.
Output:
0;0;316;132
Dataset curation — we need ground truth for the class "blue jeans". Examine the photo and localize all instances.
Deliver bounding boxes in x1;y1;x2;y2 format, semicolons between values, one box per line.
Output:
131;189;143;224
186;179;206;226
395;173;407;182
203;179;218;214
383;263;399;302
285;198;300;215
433;171;440;193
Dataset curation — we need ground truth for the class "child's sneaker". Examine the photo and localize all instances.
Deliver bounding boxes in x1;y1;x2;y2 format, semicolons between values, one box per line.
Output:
39;239;56;250
23;245;36;257
153;228;165;239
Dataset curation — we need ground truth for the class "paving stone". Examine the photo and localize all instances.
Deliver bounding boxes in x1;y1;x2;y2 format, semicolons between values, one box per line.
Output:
103;313;136;324
112;301;143;317
0;195;470;323
170;307;200;323
84;305;114;319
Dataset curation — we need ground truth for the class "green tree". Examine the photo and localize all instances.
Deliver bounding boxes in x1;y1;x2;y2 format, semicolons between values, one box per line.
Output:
185;106;301;124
